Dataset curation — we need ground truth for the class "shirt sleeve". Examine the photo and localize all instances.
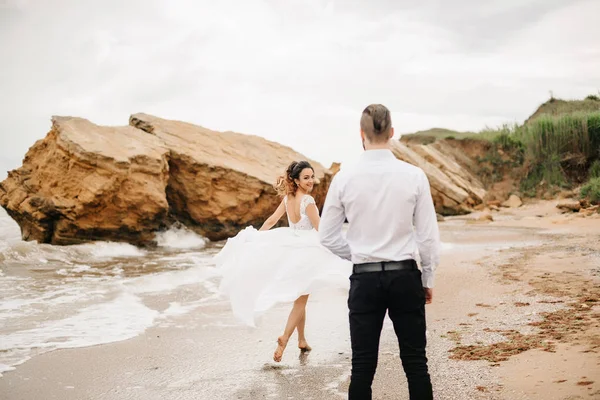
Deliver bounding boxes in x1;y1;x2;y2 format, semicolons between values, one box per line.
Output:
413;170;440;288
318;174;351;260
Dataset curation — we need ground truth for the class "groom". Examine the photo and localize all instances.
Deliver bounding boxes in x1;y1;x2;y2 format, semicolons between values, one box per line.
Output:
319;104;440;399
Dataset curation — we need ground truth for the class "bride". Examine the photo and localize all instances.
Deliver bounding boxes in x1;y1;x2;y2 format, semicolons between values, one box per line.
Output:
214;161;350;362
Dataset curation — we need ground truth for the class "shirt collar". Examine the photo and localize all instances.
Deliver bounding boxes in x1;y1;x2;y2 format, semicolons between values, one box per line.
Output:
359;148;396;162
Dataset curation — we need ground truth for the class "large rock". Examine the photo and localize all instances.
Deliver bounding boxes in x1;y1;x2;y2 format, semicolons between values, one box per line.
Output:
390;141;487;215
502;194;523;208
129;113;333;241
0;114;334;245
0;117;170;245
475;210;494;222
556;199;581;212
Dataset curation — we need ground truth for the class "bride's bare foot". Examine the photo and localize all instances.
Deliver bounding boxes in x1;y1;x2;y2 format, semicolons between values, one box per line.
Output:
298;339;312;352
273;336;288;362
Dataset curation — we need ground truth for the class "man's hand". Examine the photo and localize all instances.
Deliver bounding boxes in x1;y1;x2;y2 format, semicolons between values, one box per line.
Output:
424;288;433;304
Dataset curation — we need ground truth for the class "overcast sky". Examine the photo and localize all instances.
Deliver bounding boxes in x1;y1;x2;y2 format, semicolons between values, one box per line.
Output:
1;0;599;179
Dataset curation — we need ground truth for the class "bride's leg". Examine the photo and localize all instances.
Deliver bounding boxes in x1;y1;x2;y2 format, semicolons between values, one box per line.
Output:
297;300;312;351
274;295;309;362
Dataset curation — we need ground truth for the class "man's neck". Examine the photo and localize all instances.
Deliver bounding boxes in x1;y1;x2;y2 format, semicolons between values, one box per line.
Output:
364;142;390;151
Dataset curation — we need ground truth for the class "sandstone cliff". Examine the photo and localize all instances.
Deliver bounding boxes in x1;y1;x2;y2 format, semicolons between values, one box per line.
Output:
0;115;333;244
129;113;333;241
390;140;487;214
0;117;170;245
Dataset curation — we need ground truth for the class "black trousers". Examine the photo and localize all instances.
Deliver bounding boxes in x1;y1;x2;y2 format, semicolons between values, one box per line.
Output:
348;266;433;400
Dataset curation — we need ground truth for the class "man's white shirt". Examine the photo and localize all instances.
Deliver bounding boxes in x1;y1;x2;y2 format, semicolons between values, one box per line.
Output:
318;149;440;288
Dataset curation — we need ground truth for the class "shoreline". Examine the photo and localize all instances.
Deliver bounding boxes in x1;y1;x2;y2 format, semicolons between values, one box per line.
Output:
1;200;599;399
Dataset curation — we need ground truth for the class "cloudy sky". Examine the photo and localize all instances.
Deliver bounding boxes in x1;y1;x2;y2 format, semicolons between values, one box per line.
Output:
0;0;599;179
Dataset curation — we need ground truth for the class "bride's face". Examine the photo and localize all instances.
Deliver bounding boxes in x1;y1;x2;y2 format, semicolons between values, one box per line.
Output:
295;168;315;193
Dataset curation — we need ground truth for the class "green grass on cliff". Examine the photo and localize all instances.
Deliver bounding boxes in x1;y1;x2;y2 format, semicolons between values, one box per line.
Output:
518;96;600;195
400;128;476;144
581;161;600;204
581;177;600;204
403;96;600;196
525;95;600;124
507;111;600;195
589;160;600;179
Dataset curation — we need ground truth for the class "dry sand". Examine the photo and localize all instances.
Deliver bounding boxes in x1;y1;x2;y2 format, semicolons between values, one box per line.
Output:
0;200;598;399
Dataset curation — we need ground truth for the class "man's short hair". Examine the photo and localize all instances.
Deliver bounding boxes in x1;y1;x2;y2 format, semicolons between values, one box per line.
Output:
360;104;392;143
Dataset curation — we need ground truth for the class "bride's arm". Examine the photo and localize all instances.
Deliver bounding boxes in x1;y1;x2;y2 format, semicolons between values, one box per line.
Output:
305;203;320;231
259;200;286;231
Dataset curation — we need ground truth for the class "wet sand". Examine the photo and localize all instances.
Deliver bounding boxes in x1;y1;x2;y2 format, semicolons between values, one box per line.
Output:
1;200;599;399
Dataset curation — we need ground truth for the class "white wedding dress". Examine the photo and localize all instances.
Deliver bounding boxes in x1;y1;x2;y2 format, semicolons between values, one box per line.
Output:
214;194;351;326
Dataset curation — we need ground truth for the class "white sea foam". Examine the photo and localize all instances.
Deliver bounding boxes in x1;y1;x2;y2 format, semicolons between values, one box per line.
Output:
0;210;221;376
0;292;159;376
154;225;207;249
123;263;220;295
77;242;148;259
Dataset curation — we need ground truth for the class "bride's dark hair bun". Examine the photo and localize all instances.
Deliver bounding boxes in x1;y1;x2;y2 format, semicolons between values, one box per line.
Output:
274;161;313;197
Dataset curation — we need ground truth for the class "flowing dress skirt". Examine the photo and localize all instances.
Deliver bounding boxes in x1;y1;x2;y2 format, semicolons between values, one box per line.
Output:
214;226;352;326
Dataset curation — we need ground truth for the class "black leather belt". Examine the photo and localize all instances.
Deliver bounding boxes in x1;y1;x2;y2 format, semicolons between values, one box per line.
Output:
353;259;417;274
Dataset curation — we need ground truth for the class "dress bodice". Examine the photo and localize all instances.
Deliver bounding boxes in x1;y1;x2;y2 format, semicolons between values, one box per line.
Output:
284;195;316;231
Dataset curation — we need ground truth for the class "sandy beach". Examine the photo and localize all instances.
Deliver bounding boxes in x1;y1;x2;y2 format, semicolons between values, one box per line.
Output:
1;1;598;398
1;200;599;400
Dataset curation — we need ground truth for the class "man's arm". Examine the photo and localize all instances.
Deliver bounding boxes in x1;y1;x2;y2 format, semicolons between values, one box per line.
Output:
318;174;351;260
413;170;440;290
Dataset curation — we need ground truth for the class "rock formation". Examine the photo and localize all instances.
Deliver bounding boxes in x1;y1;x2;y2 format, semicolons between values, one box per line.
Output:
129;113;333;241
390;141;487;215
0;115;334;244
502;194;523;208
0;117;170;245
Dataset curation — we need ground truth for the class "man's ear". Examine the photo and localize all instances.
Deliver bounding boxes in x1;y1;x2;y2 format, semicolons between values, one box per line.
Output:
360;130;367;150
